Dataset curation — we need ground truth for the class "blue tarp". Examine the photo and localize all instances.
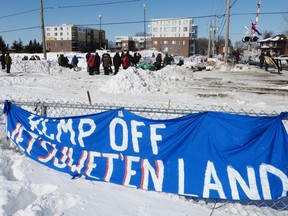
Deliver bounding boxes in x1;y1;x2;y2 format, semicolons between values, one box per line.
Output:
3;101;288;200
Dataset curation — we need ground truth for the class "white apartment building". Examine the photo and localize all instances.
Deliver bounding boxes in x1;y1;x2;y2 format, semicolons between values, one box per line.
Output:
149;18;198;57
150;18;197;38
45;24;105;52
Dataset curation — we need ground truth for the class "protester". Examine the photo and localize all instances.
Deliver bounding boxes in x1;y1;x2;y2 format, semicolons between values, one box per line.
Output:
155;53;162;70
163;53;172;67
87;54;96;75
4;52;12;73
177;57;184;66
71;55;79;71
94;52;101;75
234;50;240;64
259;52;265;69
133;52;141;67
113;52;121;75
122;53;130;70
85;52;91;72
102;53;112;75
1;50;5;71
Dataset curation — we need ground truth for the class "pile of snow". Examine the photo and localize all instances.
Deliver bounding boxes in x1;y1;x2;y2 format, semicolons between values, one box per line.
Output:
100;65;193;94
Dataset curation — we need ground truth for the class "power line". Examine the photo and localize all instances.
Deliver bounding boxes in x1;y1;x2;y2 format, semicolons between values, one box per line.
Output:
0;11;287;34
0;7;53;19
0;26;40;33
58;0;141;9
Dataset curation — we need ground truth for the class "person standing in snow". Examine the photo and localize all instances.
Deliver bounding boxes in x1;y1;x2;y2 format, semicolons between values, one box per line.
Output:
113;52;121;75
234;50;240;64
259;52;265;69
85;52;91;72
133;52;141;67
1;50;5;71
71;55;79;71
163;53;172;67
94;52;101;75
4;52;12;73
121;53;129;70
155;53;162;70
102;53;112;75
87;54;96;75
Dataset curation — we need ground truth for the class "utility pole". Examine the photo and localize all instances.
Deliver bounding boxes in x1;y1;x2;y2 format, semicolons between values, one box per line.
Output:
40;0;47;60
207;21;212;58
212;15;217;57
224;0;230;63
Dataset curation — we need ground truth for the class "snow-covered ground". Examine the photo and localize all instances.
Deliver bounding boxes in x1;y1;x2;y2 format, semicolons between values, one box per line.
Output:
0;50;287;216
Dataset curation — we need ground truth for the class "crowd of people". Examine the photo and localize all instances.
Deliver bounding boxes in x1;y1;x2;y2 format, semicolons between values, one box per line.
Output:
85;50;143;76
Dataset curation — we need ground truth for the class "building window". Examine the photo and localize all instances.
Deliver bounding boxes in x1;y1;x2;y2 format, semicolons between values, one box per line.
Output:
171;20;177;25
60;32;63;36
54;33;57;36
164;27;169;32
60;27;63;31
54;27;57;31
171;27;177;32
46;28;50;31
183;41;185;45
164;41;168;45
47;33;50;36
172;40;176;45
153;41;158;45
183;27;188;32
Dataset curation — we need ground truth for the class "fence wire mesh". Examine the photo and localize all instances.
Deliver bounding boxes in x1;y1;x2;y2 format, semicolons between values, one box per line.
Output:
0;99;287;216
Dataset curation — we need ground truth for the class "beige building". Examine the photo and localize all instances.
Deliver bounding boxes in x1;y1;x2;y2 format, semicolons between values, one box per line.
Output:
45;24;106;52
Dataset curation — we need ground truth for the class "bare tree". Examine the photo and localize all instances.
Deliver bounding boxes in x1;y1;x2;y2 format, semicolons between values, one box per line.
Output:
197;38;209;55
262;30;274;39
283;14;288;34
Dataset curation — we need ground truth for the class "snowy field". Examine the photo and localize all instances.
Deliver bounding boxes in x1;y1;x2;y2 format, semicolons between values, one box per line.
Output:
0;50;288;216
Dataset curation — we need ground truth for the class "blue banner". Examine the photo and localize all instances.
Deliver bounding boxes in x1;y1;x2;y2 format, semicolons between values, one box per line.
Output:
3;101;288;200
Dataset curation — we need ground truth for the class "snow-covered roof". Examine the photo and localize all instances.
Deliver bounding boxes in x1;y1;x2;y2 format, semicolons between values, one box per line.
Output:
260;34;288;42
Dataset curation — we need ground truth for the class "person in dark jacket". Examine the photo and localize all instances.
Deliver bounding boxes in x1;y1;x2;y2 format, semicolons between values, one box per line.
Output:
163;53;172;67
133;52;141;67
1;50;5;70
259;52;265;69
95;52;101;74
4;52;12;73
113;52;121;75
102;53;112;75
86;52;91;72
155;53;162;70
71;55;79;71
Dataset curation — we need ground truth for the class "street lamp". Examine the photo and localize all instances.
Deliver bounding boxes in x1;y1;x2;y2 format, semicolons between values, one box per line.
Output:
143;4;146;50
99;15;102;49
99;14;102;30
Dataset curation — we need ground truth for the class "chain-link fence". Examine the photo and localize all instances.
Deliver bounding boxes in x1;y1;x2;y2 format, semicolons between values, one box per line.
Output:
0;99;288;216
